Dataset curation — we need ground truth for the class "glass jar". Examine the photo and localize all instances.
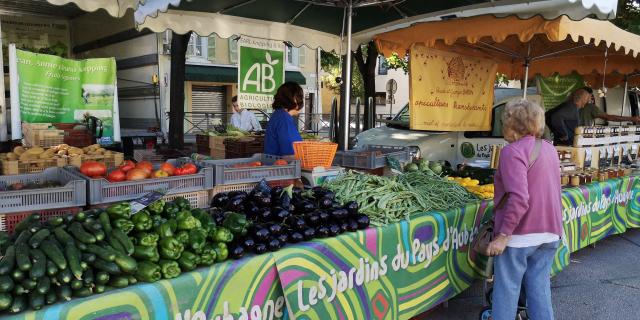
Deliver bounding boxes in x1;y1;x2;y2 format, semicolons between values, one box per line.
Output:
598;171;608;182
561;174;569;186
570;174;581;187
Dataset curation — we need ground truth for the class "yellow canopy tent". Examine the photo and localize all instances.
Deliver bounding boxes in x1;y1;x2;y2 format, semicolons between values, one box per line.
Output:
374;15;640;91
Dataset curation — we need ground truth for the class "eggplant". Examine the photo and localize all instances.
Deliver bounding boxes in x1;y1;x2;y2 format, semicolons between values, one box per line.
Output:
289;231;304;243
271;186;284;198
268;224;283;236
316;226;330;238
242;238;256;251
254;179;272;195
254;243;268;255
344;201;359;216
244;202;260;220
292;187;303;198
329;224;341;236
319;198;333;209
277;233;289;244
288;217;306;231
211;193;230;208
251;191;266;200
330;208;348;220
254;227;271;242
305;213;321;227
340;222;349;233
226;197;245;212
303;228;316;240
228;191;248;199
322;191;336;200
256;196;272;208
318;211;330;223
347;219;359;232
267;238;282;252
273;208;291;221
355;214;370;230
230;244;245;260
258;208;273;221
212;211;226;226
280;193;292;211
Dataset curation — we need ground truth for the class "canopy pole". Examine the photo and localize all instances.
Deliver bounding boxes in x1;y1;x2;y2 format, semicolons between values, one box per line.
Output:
622;75;628;117
523;43;531;99
339;1;353;151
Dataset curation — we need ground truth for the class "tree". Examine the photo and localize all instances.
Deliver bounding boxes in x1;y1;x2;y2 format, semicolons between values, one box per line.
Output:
614;0;640;34
354;41;378;130
168;31;192;148
385;52;409;74
320;51;364;99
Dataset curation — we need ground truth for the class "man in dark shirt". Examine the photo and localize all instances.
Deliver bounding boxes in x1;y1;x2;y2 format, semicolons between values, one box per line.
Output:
546;88;590;146
579;87;640;126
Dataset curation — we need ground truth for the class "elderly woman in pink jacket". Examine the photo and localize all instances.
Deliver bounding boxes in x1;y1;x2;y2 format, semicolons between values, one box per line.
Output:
487;99;563;320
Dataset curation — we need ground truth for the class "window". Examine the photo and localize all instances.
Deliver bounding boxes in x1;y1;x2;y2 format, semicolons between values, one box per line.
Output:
207;36;216;62
286;45;299;67
378;56;388;75
229;38;238;64
299;47;306;66
187;34;208;61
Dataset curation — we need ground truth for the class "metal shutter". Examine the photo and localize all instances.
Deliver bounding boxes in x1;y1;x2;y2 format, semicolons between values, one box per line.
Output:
191;85;225;115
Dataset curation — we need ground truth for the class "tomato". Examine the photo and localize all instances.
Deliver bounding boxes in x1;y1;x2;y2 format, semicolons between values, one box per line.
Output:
80;161;107;178
173;167;186;176
182;163;197;174
119;160;136;172
107;169;126;182
151;170;169;178
159;162;176;175
126;168;149;180
274;159;288;166
136;161;154;175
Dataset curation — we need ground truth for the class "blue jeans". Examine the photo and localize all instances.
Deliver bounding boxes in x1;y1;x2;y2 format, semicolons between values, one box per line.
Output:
492;241;559;320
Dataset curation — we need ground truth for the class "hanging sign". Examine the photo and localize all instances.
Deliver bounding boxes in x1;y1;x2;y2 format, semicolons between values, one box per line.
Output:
238;36;285;109
9;47;120;144
409;45;497;131
1;15;70;64
536;73;584;110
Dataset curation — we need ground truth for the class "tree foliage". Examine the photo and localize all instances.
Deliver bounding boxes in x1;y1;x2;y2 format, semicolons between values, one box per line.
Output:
320;50;364;99
614;0;640;34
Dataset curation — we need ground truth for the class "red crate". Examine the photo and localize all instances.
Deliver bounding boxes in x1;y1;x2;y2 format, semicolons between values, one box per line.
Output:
1;206;81;234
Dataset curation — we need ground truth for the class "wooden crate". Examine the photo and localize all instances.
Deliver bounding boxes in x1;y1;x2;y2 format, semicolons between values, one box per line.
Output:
22;123;65;148
67;152;124;168
133;149;168;164
209;136;228;150
1;157;67;175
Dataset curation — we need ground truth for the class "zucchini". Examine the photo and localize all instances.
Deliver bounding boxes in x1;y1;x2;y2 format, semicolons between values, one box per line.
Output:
35;276;50;295
111;229;134;255
29;248;47;280
14;214;39;235
46;260;59;277
21;278;37;290
45;290;57;305
69;222;95;243
57;268;72;284
14;230;32;245
70;278;83;290
99;211;113;234
82;269;94;287
73;286;93;298
0;245;16;275
107;235;126;254
94;284;106;294
13;284;27;296
82;253;97;264
0;292;12;310
95;271;110;285
15;243;32;271
92;259;121;275
64;243;83;280
11;269;25;282
113;252;138;274
28;229;50;249
40;238;67;270
85;244;116;261
0;275;14;293
8;294;26;314
54;227;74;246
56;285;72;301
109;276;129;288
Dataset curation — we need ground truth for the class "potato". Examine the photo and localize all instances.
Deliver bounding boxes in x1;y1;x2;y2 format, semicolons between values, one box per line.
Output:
25;147;45;155
58;144;69;150
4;153;16;161
19;153;38;161
13;146;25;155
57;150;68;156
68;147;84;155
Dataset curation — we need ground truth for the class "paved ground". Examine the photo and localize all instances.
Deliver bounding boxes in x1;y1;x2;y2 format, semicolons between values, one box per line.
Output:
418;228;640;320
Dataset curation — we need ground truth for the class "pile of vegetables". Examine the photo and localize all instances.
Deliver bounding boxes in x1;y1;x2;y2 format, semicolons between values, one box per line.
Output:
206;125;251;137
209;181;370;256
80;160;198;182
448;177;494;199
0;181;62;192
0;144;118;163
0;197;233;315
403;158;454;176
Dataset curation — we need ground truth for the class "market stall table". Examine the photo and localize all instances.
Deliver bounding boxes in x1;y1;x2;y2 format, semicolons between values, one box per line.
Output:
6;176;639;320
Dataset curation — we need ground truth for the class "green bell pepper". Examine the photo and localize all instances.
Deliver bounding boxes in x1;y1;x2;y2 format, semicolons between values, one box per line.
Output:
213;227;234;243
151;215;166;228
173;197;191;211
176;210;191;221
222;212;249;236
214;242;229;262
177;215;202;231
113;219;134;235
175;231;189;245
136;231;158;245
178;251;199;271
131;211;152;232
188;228;207;254
156;222;174;239
148;199;165;215
106;203;131;220
199;248;217;266
162;203;180;219
135;261;162;283
192;210;216;236
159;237;184;260
132;245;159;262
159;259;181;279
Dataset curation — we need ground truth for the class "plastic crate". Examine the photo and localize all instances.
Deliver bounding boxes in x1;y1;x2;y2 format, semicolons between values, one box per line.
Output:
65;159;213;205
179;154;300;186
209;182;257;199
164;190;210;209
134;149;168;164
293;141;338;170
333;145;411;169
1;157;68;175
0;206;81;234
0;167;86;214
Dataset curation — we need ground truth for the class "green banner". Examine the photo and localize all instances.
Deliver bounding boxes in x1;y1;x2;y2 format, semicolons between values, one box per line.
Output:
238;36;285;110
14;49;118;144
536;73;585;110
8;177;639;320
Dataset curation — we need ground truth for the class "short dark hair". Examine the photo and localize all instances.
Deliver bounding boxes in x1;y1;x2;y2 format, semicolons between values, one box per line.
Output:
272;82;303;111
231;96;238;103
582;87;593;94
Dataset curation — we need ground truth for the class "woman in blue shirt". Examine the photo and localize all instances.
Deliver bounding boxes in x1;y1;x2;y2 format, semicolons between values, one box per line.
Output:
264;82;303;156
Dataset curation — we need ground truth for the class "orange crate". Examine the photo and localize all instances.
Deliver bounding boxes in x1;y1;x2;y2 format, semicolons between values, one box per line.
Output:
293;141;338;170
1;206;81;234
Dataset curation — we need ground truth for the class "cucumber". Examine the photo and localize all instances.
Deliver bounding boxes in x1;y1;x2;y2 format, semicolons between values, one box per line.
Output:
11;269;25;282
94;284;106;294
40;238;67;270
82;269;94;287
45;290;57;305
54;227;74;246
46;260;59;277
8;294;26;314
21;278;37;290
111;229;134;255
93;229;106;242
0;292;12;310
69;222;96;244
70;278;83;290
0;275;14;293
80;261;88;271
29;248;47;280
76;241;88;251
109;276;129;288
127;275;138;285
107;235;126;254
64;243;83;280
28;223;42;234
13;284;27;296
85;244;116;262
14;214;40;235
47;216;64;227
14;230;32;245
0;245;16;275
113;252;137;274
74;211;87;222
99;211;113;234
82;253;97;264
15;243;32;271
95;271;110;285
92;259;121;275
57;268;72;284
36;276;50;295
56;285;72;301
29;291;45;310
28;229;50;249
73;286;93;298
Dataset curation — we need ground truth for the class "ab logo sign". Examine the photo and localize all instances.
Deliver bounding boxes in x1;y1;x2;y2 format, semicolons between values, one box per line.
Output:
238;36;285;110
